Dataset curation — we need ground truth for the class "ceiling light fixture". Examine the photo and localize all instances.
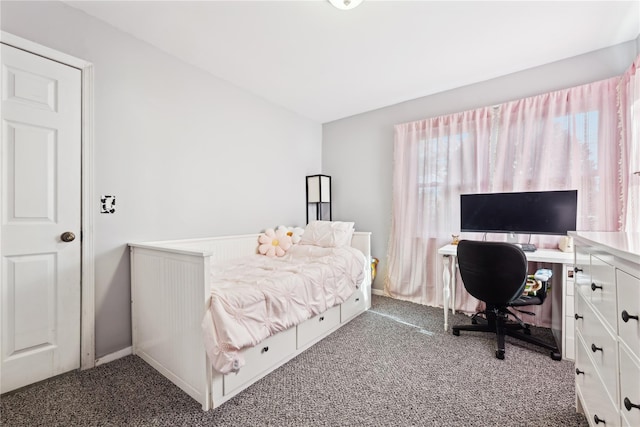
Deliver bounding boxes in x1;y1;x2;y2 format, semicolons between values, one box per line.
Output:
328;0;364;11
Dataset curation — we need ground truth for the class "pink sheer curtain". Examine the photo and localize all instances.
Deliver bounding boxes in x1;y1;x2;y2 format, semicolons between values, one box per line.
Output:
619;54;640;232
386;109;492;307
493;78;622;239
387;74;631;326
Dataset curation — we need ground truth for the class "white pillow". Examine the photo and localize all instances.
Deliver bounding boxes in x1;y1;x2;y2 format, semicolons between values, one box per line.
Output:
299;221;355;248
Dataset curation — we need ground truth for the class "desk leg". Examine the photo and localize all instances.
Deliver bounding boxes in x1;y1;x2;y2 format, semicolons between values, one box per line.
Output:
451;257;457;315
442;255;451;331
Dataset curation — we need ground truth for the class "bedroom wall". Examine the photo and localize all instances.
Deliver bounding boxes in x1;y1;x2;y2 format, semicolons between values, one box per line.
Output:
1;1;322;358
323;39;639;293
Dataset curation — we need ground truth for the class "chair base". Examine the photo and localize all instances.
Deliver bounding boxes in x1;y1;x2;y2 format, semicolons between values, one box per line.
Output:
452;311;562;361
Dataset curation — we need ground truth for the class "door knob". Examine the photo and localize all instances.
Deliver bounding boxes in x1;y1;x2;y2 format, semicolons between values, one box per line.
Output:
622;310;639;322
61;231;76;242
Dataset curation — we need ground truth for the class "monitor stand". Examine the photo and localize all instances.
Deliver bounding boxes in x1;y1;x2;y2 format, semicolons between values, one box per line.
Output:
507;232;536;251
515;243;537;252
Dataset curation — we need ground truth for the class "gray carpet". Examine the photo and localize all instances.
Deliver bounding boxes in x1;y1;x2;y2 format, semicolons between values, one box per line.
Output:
1;295;588;426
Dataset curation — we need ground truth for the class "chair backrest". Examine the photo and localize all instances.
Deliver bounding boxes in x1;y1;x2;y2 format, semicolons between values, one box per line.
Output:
456;240;528;306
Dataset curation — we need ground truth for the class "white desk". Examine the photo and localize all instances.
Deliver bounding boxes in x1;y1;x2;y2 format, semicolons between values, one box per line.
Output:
438;244;575;358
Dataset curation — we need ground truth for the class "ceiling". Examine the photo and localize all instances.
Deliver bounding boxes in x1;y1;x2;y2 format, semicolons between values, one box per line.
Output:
65;0;640;123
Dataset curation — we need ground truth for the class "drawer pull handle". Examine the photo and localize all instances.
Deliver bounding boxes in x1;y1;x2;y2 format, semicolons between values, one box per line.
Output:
319;316;325;322
261;346;269;353
621;310;639;323
575;368;584;375
593;414;605;424
355;298;360;302
591;344;603;353
624;397;640;411
574;267;583;273
591;283;603;291
574;313;583;320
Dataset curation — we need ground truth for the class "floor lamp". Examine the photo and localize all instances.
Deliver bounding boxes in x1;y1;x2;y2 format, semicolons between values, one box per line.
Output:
306;175;332;224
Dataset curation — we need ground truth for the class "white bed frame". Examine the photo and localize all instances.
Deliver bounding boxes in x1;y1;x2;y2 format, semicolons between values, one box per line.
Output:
129;232;371;410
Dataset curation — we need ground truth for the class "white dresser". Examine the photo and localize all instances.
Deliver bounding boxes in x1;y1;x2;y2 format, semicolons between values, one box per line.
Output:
570;231;640;427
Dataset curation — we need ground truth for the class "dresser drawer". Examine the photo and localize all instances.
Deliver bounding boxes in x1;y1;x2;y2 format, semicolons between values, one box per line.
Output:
590;254;618;331
341;289;366;322
223;326;296;396
575;330;594;396
575;291;589;336
617;269;640;358
575;332;620;427
574;247;591;297
576;292;619;404
297;305;340;349
619;344;640;427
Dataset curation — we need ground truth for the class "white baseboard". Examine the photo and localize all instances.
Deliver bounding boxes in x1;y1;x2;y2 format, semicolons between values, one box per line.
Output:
372;288;386;296
95;346;132;367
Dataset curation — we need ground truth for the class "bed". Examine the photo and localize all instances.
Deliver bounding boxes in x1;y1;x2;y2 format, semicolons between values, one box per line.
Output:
129;226;371;410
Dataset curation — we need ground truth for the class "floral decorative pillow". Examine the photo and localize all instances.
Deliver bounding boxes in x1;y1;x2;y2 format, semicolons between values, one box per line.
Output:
276;225;305;244
258;228;292;257
299;221;355;248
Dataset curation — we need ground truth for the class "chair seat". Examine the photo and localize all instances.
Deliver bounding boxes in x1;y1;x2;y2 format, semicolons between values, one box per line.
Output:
451;240;561;361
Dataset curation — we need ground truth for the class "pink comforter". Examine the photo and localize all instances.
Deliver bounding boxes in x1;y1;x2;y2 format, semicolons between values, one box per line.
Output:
201;244;365;374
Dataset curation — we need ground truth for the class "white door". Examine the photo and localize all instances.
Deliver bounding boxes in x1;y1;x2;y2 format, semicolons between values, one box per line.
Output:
1;44;81;393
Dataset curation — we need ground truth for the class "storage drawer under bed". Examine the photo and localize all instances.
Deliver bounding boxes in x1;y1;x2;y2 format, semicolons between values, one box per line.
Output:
341;289;366;322
223;326;296;396
297;305;340;349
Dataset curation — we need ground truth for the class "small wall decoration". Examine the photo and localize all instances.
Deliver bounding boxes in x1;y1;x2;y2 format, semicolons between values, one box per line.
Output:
101;195;116;214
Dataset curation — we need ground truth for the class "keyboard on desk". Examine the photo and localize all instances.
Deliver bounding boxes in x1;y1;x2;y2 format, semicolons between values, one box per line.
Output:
515;243;537;252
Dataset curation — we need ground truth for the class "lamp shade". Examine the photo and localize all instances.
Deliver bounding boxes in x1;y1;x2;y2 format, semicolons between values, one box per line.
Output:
306;175;331;203
306;174;332;223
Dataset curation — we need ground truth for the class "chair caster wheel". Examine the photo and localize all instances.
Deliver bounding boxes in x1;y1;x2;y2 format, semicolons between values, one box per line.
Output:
551;352;562;361
452;329;460;336
495;350;505;360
